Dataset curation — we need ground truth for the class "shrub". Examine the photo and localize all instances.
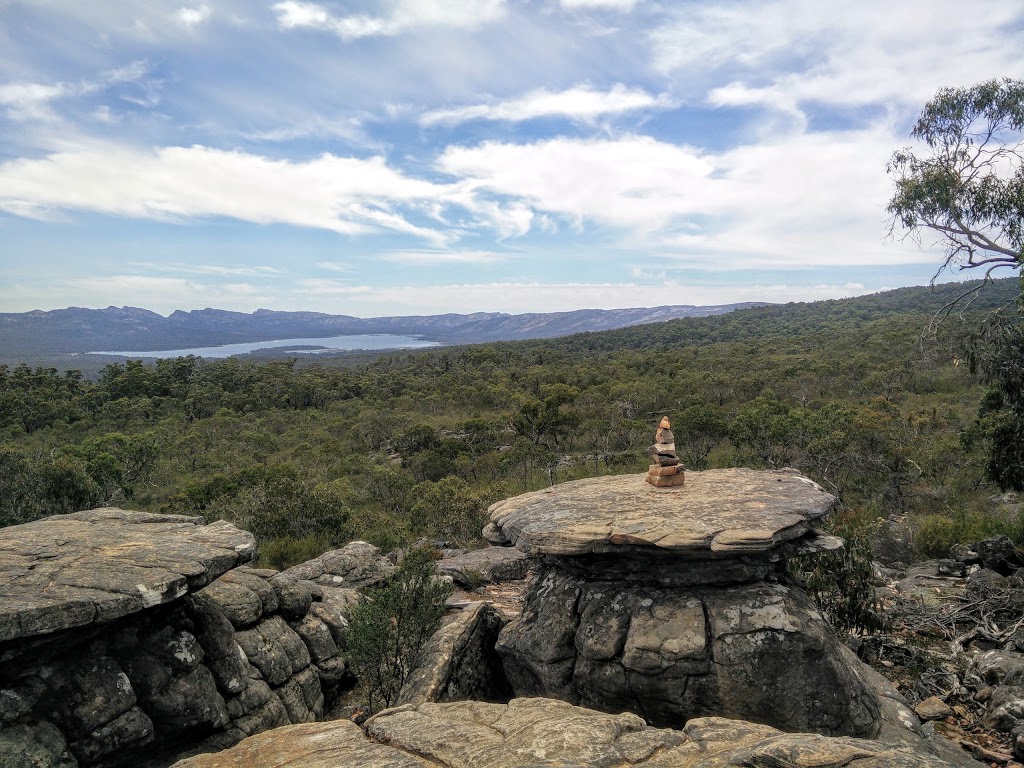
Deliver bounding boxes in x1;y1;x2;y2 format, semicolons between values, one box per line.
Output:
792;510;889;636
343;547;452;712
913;508;1024;559
256;535;335;570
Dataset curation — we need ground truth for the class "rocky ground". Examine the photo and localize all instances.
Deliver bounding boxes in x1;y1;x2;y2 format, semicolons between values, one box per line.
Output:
848;537;1024;767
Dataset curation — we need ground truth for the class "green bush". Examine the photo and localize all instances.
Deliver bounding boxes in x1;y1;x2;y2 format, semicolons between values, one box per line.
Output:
792;510;889;636
913;508;1024;558
343;547;452;712
256;535;335;570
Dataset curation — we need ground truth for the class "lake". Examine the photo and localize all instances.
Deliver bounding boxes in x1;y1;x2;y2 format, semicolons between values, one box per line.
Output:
90;334;441;359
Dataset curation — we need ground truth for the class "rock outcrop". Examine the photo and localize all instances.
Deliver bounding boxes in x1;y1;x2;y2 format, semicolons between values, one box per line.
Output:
396;602;510;706
488;469;884;737
0;511;357;768
170;697;961;768
0;508;255;645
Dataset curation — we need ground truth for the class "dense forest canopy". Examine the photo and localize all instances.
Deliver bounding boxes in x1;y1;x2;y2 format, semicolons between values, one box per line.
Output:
0;278;1021;567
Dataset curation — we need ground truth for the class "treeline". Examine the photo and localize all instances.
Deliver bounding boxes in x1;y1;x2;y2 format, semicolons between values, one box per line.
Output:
1;278;1020;566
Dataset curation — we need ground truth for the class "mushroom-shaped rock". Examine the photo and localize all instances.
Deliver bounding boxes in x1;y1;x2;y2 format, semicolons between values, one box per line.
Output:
486;468;836;557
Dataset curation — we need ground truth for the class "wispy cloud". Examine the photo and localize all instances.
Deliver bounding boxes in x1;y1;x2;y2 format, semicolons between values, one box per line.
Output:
0;82;67;121
381;249;506;265
272;0;505;40
561;0;640;10
653;0;1024;115
0;144;465;244
420;83;671;126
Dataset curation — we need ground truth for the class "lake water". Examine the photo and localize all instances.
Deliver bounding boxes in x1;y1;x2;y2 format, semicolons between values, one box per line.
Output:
90;334;441;359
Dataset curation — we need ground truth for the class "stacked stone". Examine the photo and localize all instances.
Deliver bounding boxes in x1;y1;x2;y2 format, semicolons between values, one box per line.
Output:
483;469;895;739
647;416;685;487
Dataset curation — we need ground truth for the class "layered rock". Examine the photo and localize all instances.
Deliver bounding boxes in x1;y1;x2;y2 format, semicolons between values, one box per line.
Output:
0;512;363;768
488;469;885;737
170;697;960;768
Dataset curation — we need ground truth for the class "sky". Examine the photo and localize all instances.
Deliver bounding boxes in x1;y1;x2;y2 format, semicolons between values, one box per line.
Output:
0;1;1022;317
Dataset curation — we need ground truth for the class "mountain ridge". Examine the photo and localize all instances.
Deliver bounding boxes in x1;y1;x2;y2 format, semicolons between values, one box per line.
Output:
0;302;766;361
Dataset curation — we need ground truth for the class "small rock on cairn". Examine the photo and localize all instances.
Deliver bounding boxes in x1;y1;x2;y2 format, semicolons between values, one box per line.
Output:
647;416;685;488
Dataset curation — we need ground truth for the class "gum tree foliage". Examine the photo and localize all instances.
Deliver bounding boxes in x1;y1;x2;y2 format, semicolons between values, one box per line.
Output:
887;78;1023;278
343;548;451;712
888;79;1024;490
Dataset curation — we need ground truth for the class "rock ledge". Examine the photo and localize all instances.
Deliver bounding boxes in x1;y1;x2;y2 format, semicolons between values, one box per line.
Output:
0;508;256;642
486;468;836;557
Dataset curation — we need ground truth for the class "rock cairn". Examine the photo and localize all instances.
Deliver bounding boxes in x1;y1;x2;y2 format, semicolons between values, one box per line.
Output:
647;415;686;488
484;468;883;737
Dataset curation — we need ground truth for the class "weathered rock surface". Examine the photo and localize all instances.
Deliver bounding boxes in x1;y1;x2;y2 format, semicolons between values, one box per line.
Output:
0;509;256;643
435;546;533;588
497;568;881;736
397;603;510;706
0;514;377;768
280;540;395;589
485;468;836;556
171;698;961;768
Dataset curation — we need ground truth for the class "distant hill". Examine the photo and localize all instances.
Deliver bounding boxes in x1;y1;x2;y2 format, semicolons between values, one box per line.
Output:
0;302;765;365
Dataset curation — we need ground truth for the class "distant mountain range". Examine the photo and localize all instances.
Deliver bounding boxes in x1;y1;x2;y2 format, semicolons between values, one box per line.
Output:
0;302;767;362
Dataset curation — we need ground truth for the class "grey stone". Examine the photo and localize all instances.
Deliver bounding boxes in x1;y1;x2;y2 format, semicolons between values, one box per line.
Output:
43;655;137;740
486;468;836;557
0;509;255;642
975;536;1024;575
268;575;313;621
397;602;510;706
68;706;153;764
198;569;279;629
0;721;77;768
290;615;339;665
435;547;532;588
914;696;952;721
281;541;395;589
496;567;880;737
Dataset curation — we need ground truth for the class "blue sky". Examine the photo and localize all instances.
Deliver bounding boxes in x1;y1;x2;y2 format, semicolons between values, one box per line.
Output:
1;0;1022;316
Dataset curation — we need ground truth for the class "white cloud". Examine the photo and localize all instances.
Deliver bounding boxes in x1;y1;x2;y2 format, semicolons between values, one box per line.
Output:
438;127;937;268
381;249;506;265
91;105;118;123
176;5;212;28
0;144;469;245
272;0;505;40
302;280;876;315
653;0;1024;114
0;82;67;121
420;83;671;126
561;0;639;9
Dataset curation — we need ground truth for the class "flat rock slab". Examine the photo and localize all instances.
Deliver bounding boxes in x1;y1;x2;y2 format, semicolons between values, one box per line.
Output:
485;468;836;557
171;698;958;768
0;508;256;643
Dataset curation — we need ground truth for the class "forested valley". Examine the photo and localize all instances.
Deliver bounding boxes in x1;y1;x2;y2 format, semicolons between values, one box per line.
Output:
1;277;1021;570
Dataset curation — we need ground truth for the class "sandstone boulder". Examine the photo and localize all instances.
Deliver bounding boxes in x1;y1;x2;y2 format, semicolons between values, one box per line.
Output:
497;569;880;737
280;541;395;589
435;547;532;588
485;468;836;557
170;698;961;768
397;602;510;706
0;509;255;644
